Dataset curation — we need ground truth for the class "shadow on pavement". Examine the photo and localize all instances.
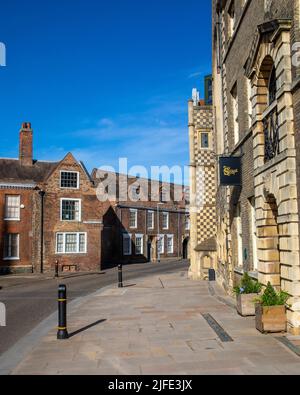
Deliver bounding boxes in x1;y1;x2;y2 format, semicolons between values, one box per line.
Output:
69;319;107;338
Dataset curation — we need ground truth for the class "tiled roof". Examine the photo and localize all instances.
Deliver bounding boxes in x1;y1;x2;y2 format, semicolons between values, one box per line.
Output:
0;159;59;184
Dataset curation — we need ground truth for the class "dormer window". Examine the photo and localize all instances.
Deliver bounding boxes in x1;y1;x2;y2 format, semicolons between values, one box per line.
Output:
60;171;79;189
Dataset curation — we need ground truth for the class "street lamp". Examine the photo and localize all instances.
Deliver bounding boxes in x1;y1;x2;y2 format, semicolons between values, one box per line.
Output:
157;203;163;263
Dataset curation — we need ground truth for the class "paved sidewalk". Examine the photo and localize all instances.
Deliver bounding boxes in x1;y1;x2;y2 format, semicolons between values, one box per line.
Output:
9;270;300;375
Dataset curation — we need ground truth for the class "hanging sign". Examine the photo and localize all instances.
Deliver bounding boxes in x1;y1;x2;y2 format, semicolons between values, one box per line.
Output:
219;157;242;186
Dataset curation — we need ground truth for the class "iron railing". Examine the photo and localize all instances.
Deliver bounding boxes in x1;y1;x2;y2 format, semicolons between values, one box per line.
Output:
263;106;279;162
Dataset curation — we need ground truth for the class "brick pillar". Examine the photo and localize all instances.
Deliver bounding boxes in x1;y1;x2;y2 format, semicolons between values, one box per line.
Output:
19;122;33;167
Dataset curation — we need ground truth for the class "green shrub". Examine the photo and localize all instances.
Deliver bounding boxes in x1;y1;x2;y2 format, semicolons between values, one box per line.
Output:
257;282;290;307
233;273;262;295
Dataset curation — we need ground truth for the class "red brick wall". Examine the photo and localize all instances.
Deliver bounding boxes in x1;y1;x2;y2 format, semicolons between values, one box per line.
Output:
41;154;106;272
0;188;35;274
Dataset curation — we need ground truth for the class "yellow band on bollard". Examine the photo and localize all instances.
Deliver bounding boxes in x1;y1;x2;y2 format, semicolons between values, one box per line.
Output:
58;327;67;330
58;299;67;302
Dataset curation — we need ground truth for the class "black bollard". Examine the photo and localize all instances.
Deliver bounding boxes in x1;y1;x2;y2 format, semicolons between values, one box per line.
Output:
57;285;69;340
118;264;123;288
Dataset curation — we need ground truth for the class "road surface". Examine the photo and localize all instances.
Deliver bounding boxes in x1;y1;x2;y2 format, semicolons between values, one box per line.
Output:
0;260;189;355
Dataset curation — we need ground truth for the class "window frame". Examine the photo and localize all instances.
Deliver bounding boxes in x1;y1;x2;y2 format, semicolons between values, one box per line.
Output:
200;132;210;149
4;195;21;221
158;235;165;255
3;234;20;260
162;212;169;230
185;214;190;231
167;235;174;255
135;234;144;255
123;233;132;256
60;170;80;190
147;210;155;230
60;198;82;222
231;83;239;145
268;66;277;106
56;232;87;254
129;209;138;229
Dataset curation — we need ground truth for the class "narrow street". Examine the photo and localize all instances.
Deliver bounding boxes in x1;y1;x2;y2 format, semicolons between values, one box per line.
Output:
5;266;300;376
0;260;189;356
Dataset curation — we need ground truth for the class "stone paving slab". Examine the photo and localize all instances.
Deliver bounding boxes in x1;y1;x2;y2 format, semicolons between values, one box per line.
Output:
9;271;300;375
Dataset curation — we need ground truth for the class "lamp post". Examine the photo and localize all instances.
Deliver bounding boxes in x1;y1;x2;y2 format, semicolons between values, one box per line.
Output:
157;203;163;263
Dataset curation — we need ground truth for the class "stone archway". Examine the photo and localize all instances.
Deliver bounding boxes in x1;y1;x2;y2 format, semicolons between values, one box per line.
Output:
257;194;281;290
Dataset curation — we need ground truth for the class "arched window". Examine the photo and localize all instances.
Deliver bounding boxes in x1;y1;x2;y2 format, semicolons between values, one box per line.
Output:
268;66;277;105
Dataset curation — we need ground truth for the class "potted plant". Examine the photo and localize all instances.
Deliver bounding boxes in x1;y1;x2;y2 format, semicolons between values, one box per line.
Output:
255;282;289;333
234;273;262;317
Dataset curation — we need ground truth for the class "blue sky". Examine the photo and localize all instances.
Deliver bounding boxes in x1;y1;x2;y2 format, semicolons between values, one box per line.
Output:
0;0;212;182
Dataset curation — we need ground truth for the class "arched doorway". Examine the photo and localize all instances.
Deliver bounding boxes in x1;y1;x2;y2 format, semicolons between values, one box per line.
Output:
183;237;190;260
258;194;281;289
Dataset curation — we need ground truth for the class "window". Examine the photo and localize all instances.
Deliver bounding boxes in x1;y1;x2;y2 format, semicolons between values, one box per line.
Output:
268;66;277;105
200;132;210;149
147;211;154;229
247;78;253;128
129;209;138;228
160;188;169;203
162;212;169;230
185;214;190;231
123;234;132;256
60;171;79;189
167;235;174;254
158;235;164;254
61;199;81;222
231;84;239;145
135;234;144;255
5;195;20;220
4;234;19;260
56;233;87;254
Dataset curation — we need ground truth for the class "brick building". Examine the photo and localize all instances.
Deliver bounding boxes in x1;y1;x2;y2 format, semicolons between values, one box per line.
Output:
0;123;104;274
92;170;190;267
212;0;300;333
0;123;189;274
188;84;217;280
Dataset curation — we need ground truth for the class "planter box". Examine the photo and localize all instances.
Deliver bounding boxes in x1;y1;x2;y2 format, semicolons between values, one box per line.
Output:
255;304;287;333
236;294;258;317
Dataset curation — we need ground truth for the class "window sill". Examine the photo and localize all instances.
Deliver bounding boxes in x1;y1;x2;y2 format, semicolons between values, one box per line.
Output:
56;253;87;255
3;258;20;261
60;220;82;223
4;218;20;222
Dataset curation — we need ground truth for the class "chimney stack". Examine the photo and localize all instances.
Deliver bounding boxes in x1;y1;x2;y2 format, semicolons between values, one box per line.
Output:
19;122;33;166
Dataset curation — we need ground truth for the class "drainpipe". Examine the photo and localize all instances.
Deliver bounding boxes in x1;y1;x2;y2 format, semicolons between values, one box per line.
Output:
39;190;45;274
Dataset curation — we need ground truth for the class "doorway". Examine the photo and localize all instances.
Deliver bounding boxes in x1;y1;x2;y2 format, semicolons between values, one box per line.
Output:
183;237;190;260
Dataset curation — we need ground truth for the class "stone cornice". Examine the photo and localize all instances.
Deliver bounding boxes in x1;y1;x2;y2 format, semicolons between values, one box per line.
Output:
245;19;292;78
